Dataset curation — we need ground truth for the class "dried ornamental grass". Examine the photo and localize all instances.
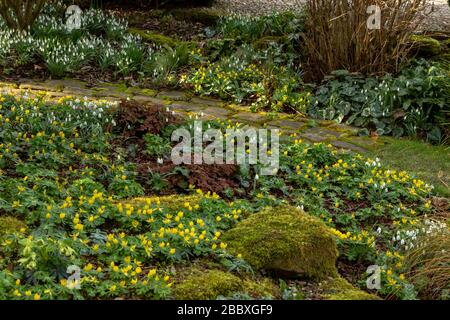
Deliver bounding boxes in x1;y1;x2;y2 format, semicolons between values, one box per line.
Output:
299;0;430;81
402;227;450;299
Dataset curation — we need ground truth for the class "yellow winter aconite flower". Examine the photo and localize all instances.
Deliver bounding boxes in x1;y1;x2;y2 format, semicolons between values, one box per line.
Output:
84;263;93;271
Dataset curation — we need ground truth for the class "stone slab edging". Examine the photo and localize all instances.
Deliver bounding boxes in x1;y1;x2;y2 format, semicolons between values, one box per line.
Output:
0;78;375;153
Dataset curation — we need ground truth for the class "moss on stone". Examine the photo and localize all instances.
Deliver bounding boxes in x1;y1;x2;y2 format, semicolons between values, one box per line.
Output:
222;205;338;280
173;268;278;300
173;269;243;300
0;216;26;237
321;277;381;300
410;35;442;57
171;8;222;26
139;88;158;97
129;28;179;47
242;278;279;298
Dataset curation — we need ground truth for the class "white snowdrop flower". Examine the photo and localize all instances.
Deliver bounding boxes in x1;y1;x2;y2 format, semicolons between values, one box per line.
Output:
255;174;259;180
157;158;163;164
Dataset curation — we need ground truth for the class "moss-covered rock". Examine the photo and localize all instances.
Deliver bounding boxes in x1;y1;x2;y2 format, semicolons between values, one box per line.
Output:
174;269;241;300
129;28;179;47
171;8;222;26
173;269;277;300
320;277;381;300
222;205;338;280
0;216;26;237
410;35;442;57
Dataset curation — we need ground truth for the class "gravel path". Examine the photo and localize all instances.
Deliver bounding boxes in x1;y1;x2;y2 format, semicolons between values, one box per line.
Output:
212;0;450;32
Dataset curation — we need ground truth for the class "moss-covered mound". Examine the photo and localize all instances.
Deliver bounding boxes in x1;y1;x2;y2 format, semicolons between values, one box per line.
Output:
0;216;26;237
171;8;222;26
173;269;277;300
222;205;338;280
320;277;381;300
410;35;442;57
129;28;179;47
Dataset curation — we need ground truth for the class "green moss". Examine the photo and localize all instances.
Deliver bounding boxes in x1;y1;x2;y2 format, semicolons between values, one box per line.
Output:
173;269;243;300
222;205;338;280
410;35;442;57
139;88;158;97
171;8;222;26
173;269;278;300
0;216;26;237
129;28;179;47
242;278;279;298
321;277;381;300
114;83;133;94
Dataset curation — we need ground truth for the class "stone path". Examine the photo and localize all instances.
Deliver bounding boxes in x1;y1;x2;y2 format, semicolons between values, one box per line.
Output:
0;78;377;153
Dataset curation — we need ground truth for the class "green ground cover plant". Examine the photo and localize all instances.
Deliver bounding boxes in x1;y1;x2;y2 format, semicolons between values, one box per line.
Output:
0;93;447;300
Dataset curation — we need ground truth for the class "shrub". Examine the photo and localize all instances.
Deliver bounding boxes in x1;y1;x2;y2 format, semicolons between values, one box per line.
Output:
300;0;428;81
0;0;47;30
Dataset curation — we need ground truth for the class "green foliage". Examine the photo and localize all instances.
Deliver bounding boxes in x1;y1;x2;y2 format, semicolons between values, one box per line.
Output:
147;43;192;84
144;133;171;158
217;12;303;44
310;60;450;143
184;43;310;113
0;94;255;299
0;3;193;80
